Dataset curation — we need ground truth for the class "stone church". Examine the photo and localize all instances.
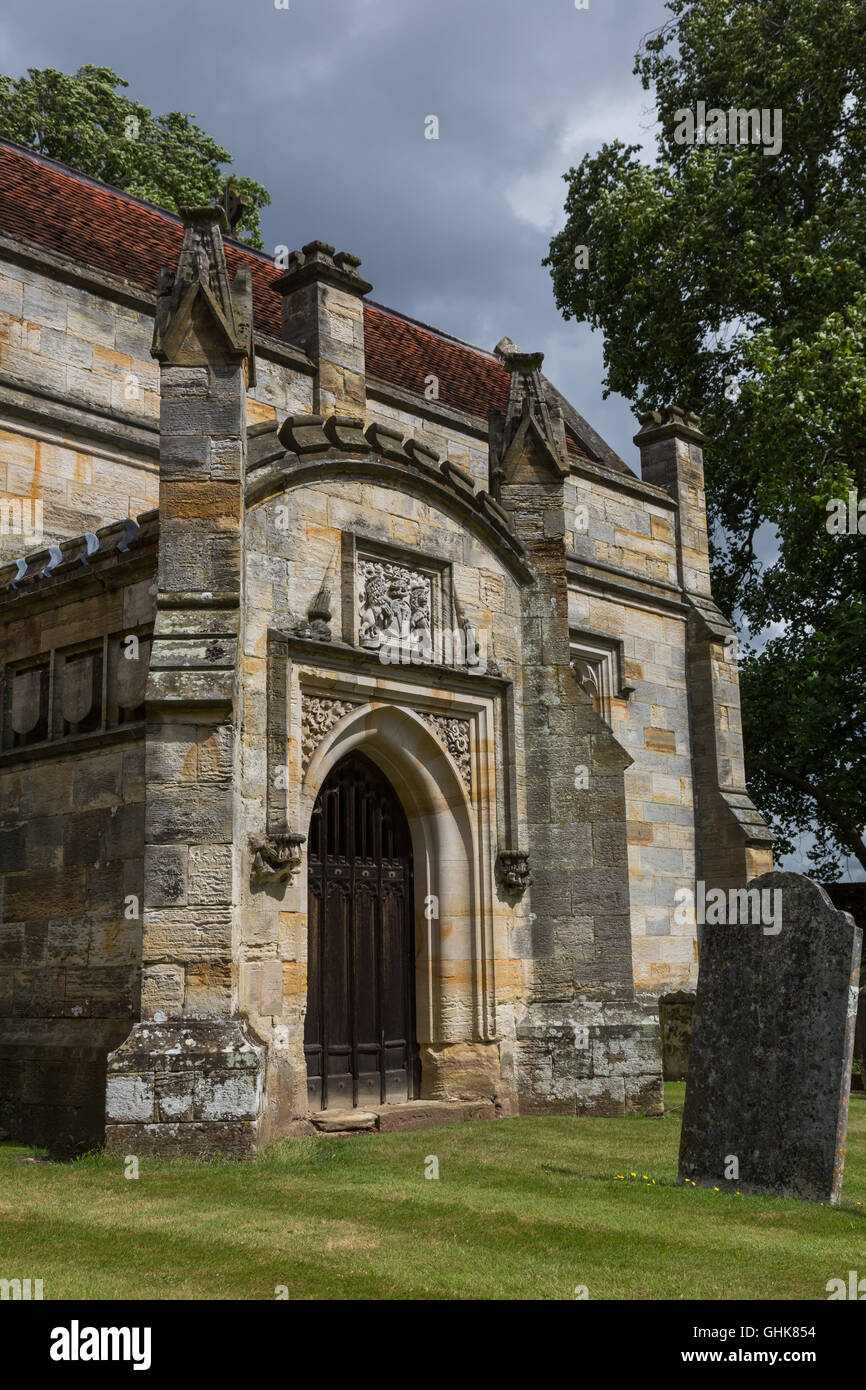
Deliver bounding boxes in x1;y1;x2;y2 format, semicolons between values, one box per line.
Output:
0;138;773;1155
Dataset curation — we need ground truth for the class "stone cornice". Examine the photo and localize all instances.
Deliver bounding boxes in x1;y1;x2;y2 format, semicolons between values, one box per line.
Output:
0;371;160;460
567;456;677;509
274;629;514;698
0;231;315;375
0;719;144;770
0;510;158;613
566;554;690;617
366;376;490;441
634;406;705;448
271;241;373;299
0;230;157;313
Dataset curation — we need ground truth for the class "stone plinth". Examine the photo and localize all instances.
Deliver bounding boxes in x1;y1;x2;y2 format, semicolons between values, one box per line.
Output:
105;1019;265;1158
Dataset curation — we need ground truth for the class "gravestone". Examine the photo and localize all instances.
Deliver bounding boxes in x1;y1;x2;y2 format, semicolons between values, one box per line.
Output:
659;991;695;1081
679;872;862;1203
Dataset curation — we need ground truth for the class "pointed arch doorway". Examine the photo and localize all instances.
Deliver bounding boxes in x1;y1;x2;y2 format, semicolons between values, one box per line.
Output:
304;751;419;1111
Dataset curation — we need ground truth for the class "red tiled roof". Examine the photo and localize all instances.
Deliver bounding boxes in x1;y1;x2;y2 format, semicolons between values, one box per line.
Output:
0;138;584;447
364;303;506;418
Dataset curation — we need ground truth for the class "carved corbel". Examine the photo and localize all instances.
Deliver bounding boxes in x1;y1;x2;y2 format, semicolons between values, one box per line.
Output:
496;849;532;894
250;830;306;885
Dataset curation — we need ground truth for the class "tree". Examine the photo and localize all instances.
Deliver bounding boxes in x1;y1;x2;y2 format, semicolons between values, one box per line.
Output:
0;65;270;247
544;0;866;876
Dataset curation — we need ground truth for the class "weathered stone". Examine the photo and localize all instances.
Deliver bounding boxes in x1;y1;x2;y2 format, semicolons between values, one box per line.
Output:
679;872;861;1203
0;156;773;1157
310;1110;377;1132
144;845;187;907
105;1019;265;1156
659;992;694;1080
374;1101;495;1132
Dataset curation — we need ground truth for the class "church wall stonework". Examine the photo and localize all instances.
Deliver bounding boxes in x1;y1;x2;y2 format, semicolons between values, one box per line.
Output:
0;149;774;1152
0;255;313;563
0;531;156;1148
0;258;160;561
239;472;527;1130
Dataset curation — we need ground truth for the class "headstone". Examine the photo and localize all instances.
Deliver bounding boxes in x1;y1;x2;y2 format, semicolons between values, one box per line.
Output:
659;991;695;1081
679;871;862;1203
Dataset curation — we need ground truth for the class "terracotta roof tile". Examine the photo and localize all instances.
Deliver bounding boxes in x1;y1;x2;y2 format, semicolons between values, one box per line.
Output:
364;301;508;418
0;138;586;454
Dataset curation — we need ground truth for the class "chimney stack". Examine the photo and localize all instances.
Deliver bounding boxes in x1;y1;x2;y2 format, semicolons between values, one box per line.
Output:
272;241;372;416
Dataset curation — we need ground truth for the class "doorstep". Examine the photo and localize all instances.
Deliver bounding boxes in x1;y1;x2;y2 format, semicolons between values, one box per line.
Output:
308;1099;497;1135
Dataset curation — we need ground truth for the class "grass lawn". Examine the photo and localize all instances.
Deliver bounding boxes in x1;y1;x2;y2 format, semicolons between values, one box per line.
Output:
1;1083;865;1300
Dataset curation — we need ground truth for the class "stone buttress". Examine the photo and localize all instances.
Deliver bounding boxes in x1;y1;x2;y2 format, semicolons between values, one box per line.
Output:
104;208;265;1157
492;345;663;1115
634;409;773;893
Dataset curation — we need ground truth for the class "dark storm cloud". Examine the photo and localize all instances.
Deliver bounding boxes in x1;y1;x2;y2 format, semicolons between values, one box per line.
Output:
0;0;665;464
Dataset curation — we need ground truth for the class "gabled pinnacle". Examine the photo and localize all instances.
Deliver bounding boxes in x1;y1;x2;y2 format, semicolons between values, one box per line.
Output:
152;206;256;382
491;337;568;482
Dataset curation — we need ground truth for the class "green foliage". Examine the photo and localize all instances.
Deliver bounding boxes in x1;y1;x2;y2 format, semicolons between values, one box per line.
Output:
0;65;270;247
545;0;866;874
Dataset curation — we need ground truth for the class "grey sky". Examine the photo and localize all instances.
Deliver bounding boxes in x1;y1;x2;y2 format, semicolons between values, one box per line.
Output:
0;0;857;878
0;0;665;463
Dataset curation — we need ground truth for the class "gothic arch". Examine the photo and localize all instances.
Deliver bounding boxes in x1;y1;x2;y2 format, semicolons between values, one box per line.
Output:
300;700;491;1050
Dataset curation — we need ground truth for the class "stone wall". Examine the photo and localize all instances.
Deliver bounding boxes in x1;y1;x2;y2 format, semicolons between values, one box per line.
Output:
0;205;768;1149
0;249;313;563
0;258;159;560
0;545;155;1149
565;471;698;995
241;443;530;1128
562;410;773;1001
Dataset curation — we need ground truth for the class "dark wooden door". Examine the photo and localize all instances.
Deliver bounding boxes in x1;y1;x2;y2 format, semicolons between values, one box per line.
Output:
304;752;417;1111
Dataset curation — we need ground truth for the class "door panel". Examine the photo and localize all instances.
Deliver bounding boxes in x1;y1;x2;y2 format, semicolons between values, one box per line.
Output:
304;752;416;1110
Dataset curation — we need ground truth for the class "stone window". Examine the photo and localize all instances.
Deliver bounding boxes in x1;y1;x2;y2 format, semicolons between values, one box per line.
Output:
2;657;50;749
569;631;633;726
0;628;151;752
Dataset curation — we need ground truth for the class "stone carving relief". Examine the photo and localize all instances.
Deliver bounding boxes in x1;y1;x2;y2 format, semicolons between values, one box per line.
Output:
358;559;432;658
419;712;472;792
249;830;306;885
301;694;361;771
495;849;532;894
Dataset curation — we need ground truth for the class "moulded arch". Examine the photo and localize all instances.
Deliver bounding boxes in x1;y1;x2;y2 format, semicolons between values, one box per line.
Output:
301;700;484;1046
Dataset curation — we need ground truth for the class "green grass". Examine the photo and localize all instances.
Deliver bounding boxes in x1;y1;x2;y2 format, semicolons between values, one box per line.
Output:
1;1084;865;1299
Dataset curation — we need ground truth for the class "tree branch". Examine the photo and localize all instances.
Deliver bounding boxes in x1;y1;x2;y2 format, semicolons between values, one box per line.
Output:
755;759;866;872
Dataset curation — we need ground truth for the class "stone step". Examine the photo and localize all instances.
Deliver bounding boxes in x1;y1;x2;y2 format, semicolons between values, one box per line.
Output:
308;1099;497;1135
309;1110;377;1132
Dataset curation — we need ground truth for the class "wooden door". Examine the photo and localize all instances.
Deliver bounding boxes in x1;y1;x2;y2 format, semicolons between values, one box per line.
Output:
304;752;417;1110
